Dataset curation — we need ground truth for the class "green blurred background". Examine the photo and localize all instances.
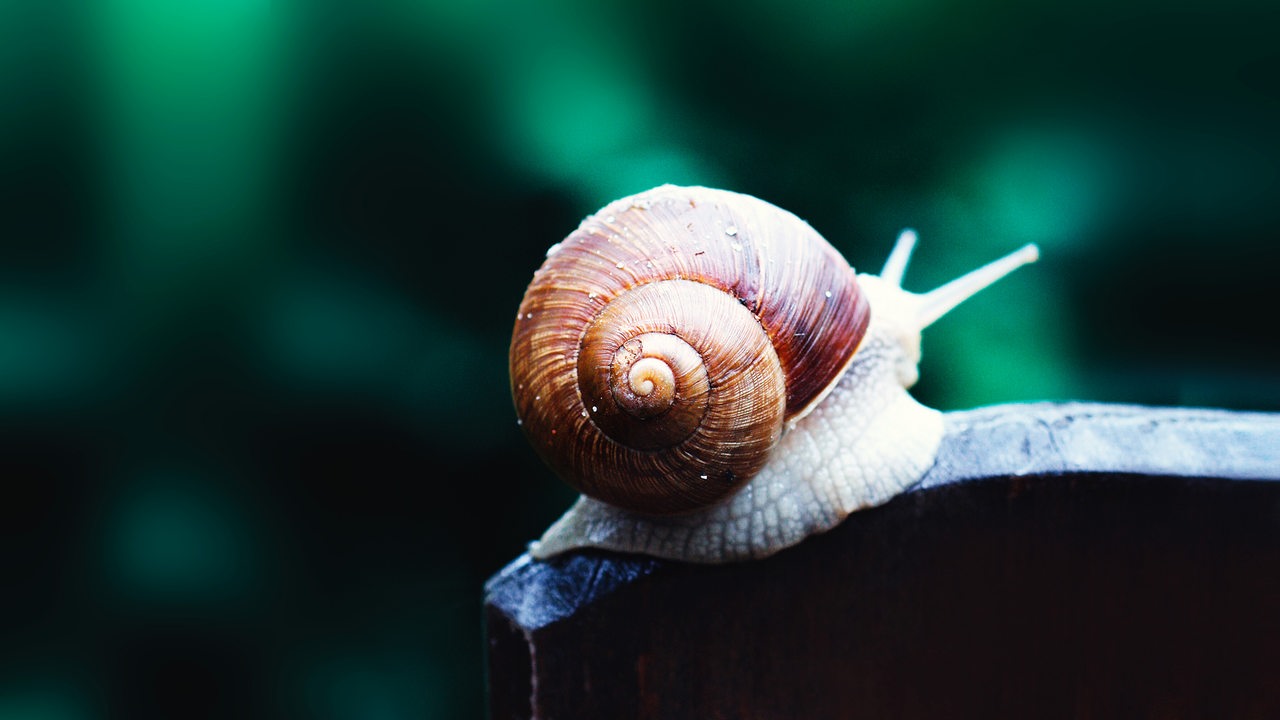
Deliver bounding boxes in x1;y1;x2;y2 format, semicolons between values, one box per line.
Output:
1;0;1277;717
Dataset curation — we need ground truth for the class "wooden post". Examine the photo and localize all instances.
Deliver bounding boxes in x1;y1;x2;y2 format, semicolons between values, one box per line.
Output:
485;403;1280;719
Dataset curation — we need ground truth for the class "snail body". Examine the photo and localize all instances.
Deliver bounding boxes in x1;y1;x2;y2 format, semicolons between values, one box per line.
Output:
510;185;1037;563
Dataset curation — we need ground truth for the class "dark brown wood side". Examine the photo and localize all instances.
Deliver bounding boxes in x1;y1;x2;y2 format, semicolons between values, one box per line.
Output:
485;402;1280;719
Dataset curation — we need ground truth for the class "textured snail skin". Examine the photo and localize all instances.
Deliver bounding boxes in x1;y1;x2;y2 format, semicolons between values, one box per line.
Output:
529;276;942;563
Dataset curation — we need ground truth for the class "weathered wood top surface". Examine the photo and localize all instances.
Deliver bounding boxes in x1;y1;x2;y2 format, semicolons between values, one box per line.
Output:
486;402;1280;719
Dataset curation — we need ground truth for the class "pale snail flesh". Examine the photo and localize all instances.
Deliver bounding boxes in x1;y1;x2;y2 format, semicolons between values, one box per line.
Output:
510;185;1038;563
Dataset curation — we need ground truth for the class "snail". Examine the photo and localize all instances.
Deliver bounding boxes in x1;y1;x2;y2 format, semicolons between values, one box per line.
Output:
510;185;1038;563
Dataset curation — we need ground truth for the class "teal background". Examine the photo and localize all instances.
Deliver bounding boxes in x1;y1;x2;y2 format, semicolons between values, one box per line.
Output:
2;1;1278;717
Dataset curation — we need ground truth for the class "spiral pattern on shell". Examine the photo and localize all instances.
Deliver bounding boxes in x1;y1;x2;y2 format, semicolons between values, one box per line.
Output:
510;185;871;515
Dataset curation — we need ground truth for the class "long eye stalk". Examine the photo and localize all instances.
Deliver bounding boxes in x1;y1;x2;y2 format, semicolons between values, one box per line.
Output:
916;243;1039;329
880;227;1039;332
875;229;1040;330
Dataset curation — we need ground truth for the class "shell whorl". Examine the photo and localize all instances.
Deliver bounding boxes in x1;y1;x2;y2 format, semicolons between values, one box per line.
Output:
510;185;870;515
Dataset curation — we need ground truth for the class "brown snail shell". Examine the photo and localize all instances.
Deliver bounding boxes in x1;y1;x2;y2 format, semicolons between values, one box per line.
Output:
509;185;870;515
